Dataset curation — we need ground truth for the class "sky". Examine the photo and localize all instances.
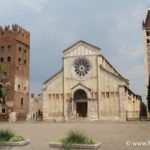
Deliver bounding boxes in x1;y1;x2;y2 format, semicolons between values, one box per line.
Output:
0;0;150;101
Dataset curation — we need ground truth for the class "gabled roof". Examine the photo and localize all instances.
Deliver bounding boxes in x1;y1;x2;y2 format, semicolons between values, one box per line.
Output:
43;69;63;84
143;9;150;29
71;83;91;91
100;54;129;83
63;40;101;53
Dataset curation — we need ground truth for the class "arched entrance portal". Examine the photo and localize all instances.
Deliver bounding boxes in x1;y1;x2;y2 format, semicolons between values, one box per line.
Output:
74;89;87;117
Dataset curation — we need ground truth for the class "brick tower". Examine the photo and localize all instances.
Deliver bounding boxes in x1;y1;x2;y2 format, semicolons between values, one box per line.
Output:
0;24;30;121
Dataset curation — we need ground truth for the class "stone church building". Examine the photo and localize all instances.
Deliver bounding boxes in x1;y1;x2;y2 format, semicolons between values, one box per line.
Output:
43;40;141;121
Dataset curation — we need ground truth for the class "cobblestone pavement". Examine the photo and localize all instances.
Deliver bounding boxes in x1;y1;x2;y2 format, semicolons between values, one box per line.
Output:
0;121;150;150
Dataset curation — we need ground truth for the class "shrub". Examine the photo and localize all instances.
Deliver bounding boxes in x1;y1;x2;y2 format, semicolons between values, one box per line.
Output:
61;130;96;150
0;129;25;143
0;129;14;142
10;135;25;142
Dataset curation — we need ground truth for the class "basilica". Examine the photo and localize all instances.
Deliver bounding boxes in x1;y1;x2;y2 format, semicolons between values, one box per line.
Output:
43;40;141;121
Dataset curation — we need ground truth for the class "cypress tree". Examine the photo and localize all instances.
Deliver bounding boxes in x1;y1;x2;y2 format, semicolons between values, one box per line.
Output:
147;76;150;113
0;64;6;102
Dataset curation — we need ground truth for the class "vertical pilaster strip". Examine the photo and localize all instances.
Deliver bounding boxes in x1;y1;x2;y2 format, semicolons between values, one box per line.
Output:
119;86;127;121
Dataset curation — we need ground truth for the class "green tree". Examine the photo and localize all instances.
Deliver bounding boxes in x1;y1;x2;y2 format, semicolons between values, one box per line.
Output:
0;64;6;78
0;88;5;102
0;64;5;74
0;64;6;103
140;101;147;117
147;76;150;113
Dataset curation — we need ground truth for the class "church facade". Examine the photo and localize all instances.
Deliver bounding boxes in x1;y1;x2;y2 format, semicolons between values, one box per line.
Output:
43;40;141;121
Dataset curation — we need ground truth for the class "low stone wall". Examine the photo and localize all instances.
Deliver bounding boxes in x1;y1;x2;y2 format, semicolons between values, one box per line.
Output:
49;142;101;150
0;140;30;150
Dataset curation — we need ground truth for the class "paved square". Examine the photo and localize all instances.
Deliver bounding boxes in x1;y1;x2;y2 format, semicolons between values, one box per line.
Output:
0;121;150;150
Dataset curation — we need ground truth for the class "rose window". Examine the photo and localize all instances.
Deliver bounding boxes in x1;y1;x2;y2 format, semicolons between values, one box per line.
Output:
73;58;90;77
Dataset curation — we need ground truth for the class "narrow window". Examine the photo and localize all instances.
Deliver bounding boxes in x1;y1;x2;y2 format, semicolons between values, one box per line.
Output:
0;57;4;63
19;47;21;52
1;46;4;51
106;92;109;98
8;45;11;51
147;31;150;36
24;49;27;53
7;56;11;62
18;58;21;63
2;108;5;114
18;84;21;90
24;60;27;64
21;98;23;106
147;39;150;44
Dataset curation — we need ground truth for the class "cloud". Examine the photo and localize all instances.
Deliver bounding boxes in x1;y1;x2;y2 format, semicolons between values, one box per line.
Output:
119;44;143;59
113;5;146;33
101;4;147;100
30;81;43;94
0;0;149;98
21;0;48;13
124;64;144;80
123;64;145;98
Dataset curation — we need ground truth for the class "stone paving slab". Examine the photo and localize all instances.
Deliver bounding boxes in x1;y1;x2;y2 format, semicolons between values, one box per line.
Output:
0;121;150;150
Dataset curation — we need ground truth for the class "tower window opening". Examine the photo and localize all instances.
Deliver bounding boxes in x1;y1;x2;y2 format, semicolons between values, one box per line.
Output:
1;108;5;114
18;84;21;90
19;47;21;52
0;57;4;63
18;58;21;63
147;31;150;36
1;46;4;50
7;56;11;62
147;39;150;44
8;45;12;51
21;98;23;106
24;60;27;64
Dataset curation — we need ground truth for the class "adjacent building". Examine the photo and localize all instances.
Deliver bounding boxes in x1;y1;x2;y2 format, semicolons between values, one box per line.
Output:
43;40;141;121
29;94;43;121
0;24;30;121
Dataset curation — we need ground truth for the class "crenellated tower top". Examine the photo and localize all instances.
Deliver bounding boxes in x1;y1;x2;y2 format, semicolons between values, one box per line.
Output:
0;24;30;45
0;24;30;37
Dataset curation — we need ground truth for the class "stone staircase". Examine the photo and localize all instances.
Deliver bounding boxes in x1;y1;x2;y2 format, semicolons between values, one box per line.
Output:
67;117;97;123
